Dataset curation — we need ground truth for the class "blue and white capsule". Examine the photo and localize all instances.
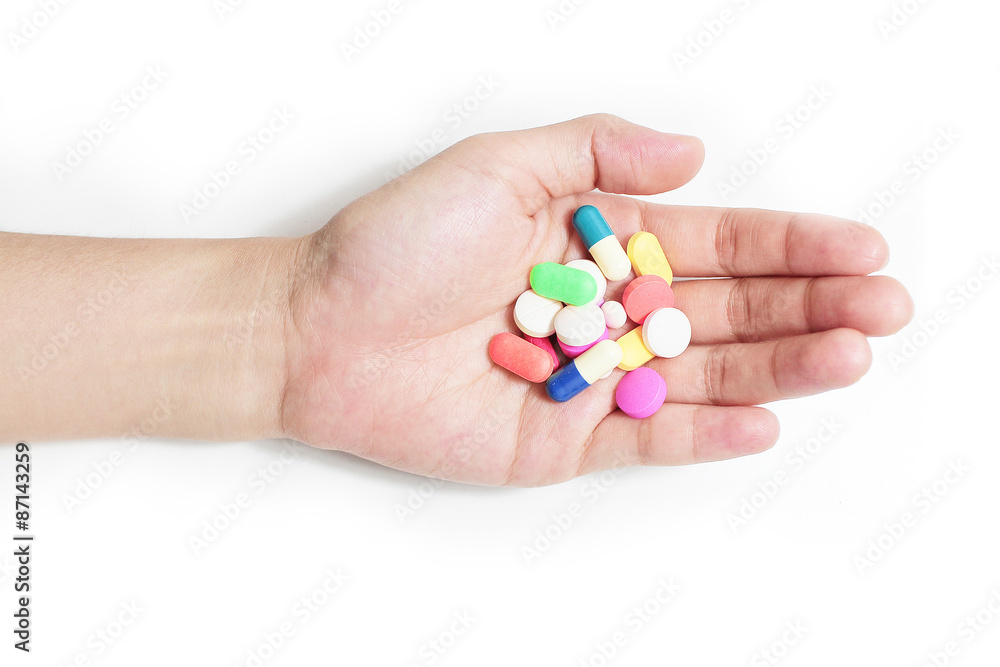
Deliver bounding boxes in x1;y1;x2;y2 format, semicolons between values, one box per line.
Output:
572;205;633;281
545;339;623;402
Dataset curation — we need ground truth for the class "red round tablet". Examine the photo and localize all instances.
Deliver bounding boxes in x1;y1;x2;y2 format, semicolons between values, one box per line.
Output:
489;332;554;383
615;367;667;419
622;275;674;324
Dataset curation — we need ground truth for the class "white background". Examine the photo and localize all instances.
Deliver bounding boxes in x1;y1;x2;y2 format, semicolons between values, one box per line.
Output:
2;0;999;665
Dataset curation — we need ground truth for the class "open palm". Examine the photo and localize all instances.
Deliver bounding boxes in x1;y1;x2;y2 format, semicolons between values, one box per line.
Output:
279;115;912;487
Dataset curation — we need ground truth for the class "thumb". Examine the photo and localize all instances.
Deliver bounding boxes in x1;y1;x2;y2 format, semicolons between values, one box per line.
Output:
452;113;705;207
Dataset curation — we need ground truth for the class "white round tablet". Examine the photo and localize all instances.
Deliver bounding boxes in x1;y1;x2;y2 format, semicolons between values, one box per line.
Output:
600;300;627;329
641;307;691;358
565;259;607;306
554;303;606;347
513;290;563;338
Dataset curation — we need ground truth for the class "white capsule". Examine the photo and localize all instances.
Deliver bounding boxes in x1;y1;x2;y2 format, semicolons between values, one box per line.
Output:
554;304;606;347
513;289;563;338
576;340;624;384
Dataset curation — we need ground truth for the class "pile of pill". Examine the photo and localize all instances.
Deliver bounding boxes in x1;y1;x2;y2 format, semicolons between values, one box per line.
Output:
489;205;692;419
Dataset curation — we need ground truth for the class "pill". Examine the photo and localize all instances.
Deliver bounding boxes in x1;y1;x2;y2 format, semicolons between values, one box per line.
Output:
558;327;608;358
546;339;624;402
615;327;655;371
616;367;667;419
627;232;673;285
555;303;606;347
489;333;554;383
601;300;627;329
565;259;607;306
622;275;675;324
525;335;560;370
642;308;691;358
572;205;632;281
529;262;597;306
513;289;563;338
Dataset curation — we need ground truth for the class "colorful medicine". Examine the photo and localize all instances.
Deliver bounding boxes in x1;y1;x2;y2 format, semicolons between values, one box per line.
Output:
642;308;691;358
513;289;563;338
615;327;655;371
622;275;674;324
572;206;632;281
529;262;597;306
554;303;606;347
525;335;560;370
546;340;623;403
489;333;554;383
558;327;608;358
616;367;667;419
627;232;673;285
601;301;627;329
565;259;607;306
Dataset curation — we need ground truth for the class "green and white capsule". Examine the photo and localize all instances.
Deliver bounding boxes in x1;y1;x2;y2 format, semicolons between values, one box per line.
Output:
572;205;632;281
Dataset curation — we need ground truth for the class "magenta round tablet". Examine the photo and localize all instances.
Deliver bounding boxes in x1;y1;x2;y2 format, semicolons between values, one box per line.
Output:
615;367;667;419
558;327;609;358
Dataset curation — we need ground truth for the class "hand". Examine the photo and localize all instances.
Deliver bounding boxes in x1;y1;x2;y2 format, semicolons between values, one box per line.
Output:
278;115;913;487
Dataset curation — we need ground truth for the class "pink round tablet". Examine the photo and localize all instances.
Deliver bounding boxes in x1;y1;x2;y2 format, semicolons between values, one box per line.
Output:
615;367;667;419
558;327;609;359
622;275;674;325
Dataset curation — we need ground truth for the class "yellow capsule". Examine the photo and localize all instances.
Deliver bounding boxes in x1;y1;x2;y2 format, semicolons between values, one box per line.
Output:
615;327;655;371
627;232;673;285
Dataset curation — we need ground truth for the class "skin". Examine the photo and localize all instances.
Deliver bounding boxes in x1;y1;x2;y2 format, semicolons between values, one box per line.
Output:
0;115;914;487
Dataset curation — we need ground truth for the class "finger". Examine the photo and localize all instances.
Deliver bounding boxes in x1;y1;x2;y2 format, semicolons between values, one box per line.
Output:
456;114;705;209
578;404;778;473
559;194;889;277
651;328;872;406
674;275;915;344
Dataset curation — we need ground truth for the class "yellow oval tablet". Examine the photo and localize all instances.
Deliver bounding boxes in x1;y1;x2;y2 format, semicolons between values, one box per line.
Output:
615;327;655;371
627;232;673;285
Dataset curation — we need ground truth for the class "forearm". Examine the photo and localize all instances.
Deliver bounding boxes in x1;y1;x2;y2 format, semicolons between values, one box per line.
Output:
0;232;301;443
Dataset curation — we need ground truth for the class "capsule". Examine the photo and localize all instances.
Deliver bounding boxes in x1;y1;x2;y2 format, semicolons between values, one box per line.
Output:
545;339;623;402
572;205;632;281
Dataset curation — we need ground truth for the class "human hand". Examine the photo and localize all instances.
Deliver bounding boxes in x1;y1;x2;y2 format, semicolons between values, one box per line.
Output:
279;115;913;486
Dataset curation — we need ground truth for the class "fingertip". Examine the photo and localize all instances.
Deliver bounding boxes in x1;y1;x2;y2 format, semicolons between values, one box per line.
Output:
855;222;890;273
730;407;780;457
866;276;916;336
817;328;873;388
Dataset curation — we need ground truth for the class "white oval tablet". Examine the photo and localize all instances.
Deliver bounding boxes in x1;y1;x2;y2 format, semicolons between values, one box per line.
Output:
641;308;691;358
600;300;627;329
565;259;607;306
554;304;606;347
513;290;563;338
